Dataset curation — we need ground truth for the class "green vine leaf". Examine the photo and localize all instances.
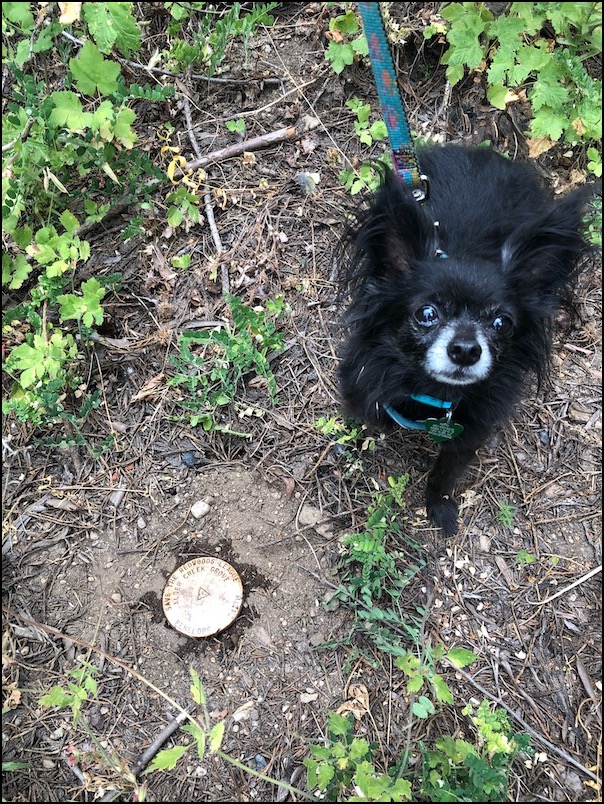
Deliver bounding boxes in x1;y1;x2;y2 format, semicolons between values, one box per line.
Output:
83;2;141;57
144;744;189;774
446;647;478;669
2;253;33;290
70;40;121;96
49;91;94;131
58;278;106;328
113;107;138;148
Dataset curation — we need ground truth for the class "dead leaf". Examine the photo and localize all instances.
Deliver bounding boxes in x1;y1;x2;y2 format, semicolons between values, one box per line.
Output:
4;686;22;709
494;555;516;589
131;374;165;403
58;2;82;24
337;683;369;720
572;117;587;137
528;137;556;158
232;701;256;721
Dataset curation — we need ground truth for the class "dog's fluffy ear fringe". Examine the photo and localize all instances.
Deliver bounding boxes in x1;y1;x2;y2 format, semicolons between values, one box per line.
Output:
501;186;594;295
339;166;435;291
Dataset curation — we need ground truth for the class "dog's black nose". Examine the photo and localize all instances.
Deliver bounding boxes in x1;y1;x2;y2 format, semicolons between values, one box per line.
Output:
447;337;482;366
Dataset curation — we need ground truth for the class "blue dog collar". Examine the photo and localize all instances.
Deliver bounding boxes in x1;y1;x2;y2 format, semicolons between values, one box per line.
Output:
383;394;452;429
382;395;463;442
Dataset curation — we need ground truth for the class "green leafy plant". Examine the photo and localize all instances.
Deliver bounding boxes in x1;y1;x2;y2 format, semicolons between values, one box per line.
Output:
396;645;478;712
143;668;225;774
586;146;602;177
39;661;308;799
586;194;602;246
496;500;517;527
304;711;413;802
346;97;389;147
226;118;246;135
424;3;602;164
304;701;529;802
339;475;414;606
163;2;278;75
324;8;368;74
165;185;201;228
315;416;376;475
167;295;287;432
39;661;99;723
516;548;537;566
1;2;169;439
337;96;392;194
325;475;426;658
418;701;532;801
171;252;192;270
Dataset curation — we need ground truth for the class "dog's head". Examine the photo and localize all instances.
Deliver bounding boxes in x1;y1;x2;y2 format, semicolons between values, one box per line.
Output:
342;166;590;390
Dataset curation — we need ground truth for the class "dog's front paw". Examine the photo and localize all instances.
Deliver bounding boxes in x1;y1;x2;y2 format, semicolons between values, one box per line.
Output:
427;496;459;537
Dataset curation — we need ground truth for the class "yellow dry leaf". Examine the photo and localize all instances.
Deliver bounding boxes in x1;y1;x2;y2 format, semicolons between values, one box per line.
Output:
58;2;82;24
167;155;187;183
131;374;165;402
5;686;22;710
336;683;370;720
102;162;121;184
527;137;556;158
214;188;228;209
572;117;587;137
44;168;68;193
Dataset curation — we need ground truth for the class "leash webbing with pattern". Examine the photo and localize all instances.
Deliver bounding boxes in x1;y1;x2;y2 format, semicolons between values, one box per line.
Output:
357;2;426;200
357;4;463;439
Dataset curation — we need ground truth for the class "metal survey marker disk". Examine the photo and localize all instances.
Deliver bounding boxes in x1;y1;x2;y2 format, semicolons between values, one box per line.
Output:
162;557;243;637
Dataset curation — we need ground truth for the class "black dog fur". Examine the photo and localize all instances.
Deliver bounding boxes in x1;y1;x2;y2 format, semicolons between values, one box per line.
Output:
338;144;591;537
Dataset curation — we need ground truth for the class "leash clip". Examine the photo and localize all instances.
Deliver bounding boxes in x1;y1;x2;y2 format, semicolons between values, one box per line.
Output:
412;175;429;203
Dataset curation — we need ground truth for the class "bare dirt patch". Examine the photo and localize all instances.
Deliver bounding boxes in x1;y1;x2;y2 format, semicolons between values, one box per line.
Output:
3;3;601;802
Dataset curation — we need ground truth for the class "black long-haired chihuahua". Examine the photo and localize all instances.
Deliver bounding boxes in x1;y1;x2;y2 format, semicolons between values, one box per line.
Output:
338;144;591;537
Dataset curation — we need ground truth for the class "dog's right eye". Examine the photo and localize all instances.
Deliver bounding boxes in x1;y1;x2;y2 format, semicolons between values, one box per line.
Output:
415;305;439;327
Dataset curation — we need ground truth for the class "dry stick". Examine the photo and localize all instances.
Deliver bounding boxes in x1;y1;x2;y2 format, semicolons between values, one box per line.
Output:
130;707;193;777
60;121;315;253
181;91;228;292
182;122;316;175
526;564;602;606
2;115;35;154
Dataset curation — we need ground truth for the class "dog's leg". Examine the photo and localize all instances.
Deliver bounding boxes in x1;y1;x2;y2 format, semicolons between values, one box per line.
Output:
425;435;484;537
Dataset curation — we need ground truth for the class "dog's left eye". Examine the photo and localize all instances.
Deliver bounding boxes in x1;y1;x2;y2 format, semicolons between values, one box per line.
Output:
492;315;513;335
415;305;439;326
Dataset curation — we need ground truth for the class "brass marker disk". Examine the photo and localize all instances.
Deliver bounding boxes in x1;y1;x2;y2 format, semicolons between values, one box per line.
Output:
162;557;243;637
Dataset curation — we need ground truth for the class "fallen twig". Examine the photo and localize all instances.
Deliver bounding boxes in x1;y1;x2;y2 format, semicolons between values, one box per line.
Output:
181;89;227;291
526;564;602;606
182;117;319;175
131;707;193;777
2;116;35;154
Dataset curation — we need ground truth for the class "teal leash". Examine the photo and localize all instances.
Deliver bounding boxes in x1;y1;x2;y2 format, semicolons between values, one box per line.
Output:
357;2;427;201
357;4;465;441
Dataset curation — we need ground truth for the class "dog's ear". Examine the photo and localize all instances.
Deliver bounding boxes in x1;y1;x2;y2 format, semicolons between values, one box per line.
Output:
355;171;435;278
501;187;591;304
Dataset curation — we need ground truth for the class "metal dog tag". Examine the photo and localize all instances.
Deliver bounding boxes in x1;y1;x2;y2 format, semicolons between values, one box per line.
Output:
425;417;464;442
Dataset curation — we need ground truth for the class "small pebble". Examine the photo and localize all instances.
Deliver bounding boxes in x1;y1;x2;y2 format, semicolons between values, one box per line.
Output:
191;500;211;519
